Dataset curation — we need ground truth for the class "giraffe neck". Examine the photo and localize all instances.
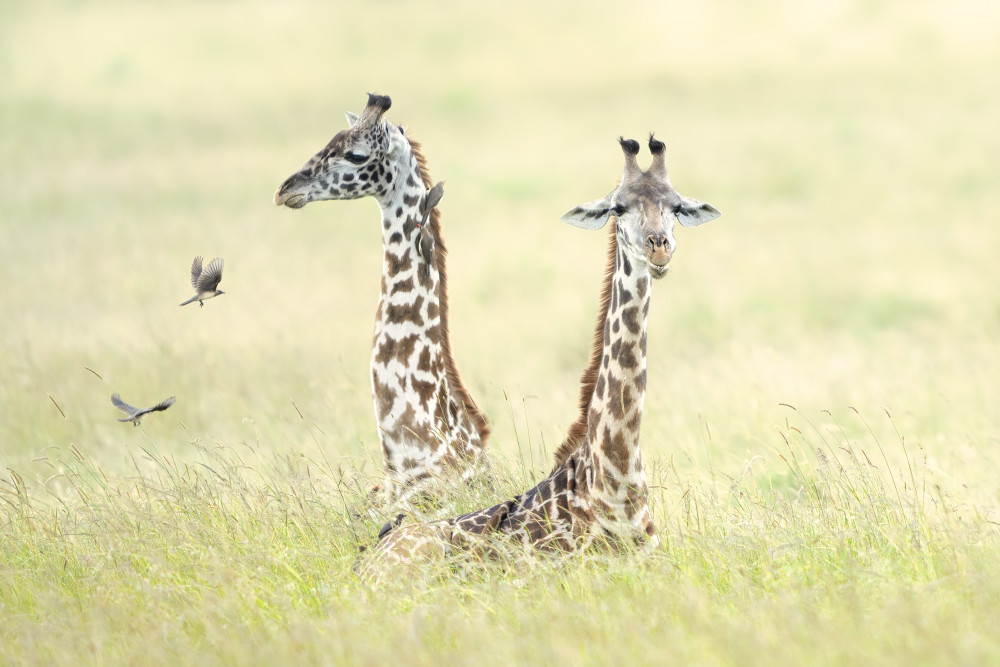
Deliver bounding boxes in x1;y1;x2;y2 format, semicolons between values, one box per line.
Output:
369;138;487;498
580;236;653;538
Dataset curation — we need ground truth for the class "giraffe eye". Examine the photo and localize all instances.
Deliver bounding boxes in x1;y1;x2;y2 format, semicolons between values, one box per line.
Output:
611;204;628;216
344;152;368;165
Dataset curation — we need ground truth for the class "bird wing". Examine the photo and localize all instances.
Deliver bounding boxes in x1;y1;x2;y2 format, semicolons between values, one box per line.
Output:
422;181;445;215
190;256;204;290
196;257;224;292
149;396;176;413
111;393;139;417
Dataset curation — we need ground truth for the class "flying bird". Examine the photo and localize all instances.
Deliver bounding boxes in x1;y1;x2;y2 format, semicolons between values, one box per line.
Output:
111;393;176;426
180;256;225;307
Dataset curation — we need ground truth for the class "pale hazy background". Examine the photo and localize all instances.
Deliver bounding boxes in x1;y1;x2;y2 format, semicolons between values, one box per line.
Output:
2;0;998;504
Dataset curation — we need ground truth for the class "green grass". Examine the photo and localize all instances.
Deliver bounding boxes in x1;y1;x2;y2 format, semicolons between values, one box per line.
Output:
3;0;1000;663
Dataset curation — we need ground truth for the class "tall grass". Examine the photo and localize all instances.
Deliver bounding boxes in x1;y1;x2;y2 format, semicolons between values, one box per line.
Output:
2;406;997;664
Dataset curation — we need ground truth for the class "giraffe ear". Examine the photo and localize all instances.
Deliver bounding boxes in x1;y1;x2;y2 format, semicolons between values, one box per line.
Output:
561;196;614;230
386;125;407;160
345;111;360;128
676;196;721;227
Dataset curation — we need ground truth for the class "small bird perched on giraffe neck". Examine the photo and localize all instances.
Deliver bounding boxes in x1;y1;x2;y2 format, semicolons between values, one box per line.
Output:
180;256;225;307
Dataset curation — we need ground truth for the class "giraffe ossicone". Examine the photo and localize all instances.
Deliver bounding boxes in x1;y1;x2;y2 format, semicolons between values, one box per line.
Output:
359;134;720;582
274;94;491;507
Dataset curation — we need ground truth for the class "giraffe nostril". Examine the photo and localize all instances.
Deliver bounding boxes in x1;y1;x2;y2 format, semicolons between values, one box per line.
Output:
646;234;667;249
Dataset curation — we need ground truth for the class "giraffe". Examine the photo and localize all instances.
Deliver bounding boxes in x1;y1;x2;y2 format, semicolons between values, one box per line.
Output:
359;135;721;578
273;94;490;505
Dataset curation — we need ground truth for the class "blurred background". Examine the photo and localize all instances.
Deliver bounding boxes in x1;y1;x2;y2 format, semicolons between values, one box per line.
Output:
1;0;998;504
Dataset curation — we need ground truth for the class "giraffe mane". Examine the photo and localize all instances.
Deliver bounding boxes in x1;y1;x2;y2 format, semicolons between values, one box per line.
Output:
407;134;492;447
550;223;618;469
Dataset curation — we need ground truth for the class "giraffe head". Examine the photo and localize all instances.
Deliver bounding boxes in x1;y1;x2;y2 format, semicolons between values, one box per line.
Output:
562;135;720;279
273;93;408;208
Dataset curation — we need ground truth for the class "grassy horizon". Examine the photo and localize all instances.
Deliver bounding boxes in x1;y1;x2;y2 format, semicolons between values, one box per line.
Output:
3;0;1000;664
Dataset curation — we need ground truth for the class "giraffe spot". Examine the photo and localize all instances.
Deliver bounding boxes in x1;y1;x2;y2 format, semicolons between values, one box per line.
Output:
607;375;633;419
386;296;425;327
372;376;396;426
612;319;620;334
606;373;622;416
395;206;403;218
406;174;417;187
402;193;419;206
386;252;412;275
611;282;619;312
416;347;433;373
610;339;621;361
634;372;646;394
390;277;414;295
399;456;421;471
394;404;424;448
618;342;638;370
627;409;642;433
594;373;606;400
593;496;613;516
619;282;633;306
343;173;354;182
396;332;420;361
343;183;357;192
484;501;514;532
372;336;398;365
359;172;369;182
636;276;648;299
412;377;437;406
603;353;609;369
606;429;632;473
417;262;434;289
611;428;627;452
620;384;634;414
389;232;403;244
622;254;632;276
427;301;439;321
603;319;610;346
375;333;420;366
383;218;391;230
621;306;641;335
604;470;621;493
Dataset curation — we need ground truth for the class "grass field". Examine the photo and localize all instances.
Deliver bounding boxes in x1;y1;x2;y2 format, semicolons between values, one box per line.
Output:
2;0;1000;663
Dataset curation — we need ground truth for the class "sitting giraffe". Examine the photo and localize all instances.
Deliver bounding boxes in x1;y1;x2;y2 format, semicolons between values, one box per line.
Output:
360;135;720;577
274;94;490;504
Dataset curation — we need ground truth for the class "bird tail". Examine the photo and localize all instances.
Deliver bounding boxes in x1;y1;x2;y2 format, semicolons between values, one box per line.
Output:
179;296;198;306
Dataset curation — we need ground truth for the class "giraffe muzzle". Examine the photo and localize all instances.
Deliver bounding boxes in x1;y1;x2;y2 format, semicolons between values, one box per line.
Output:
646;234;672;278
275;191;308;208
274;174;311;208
